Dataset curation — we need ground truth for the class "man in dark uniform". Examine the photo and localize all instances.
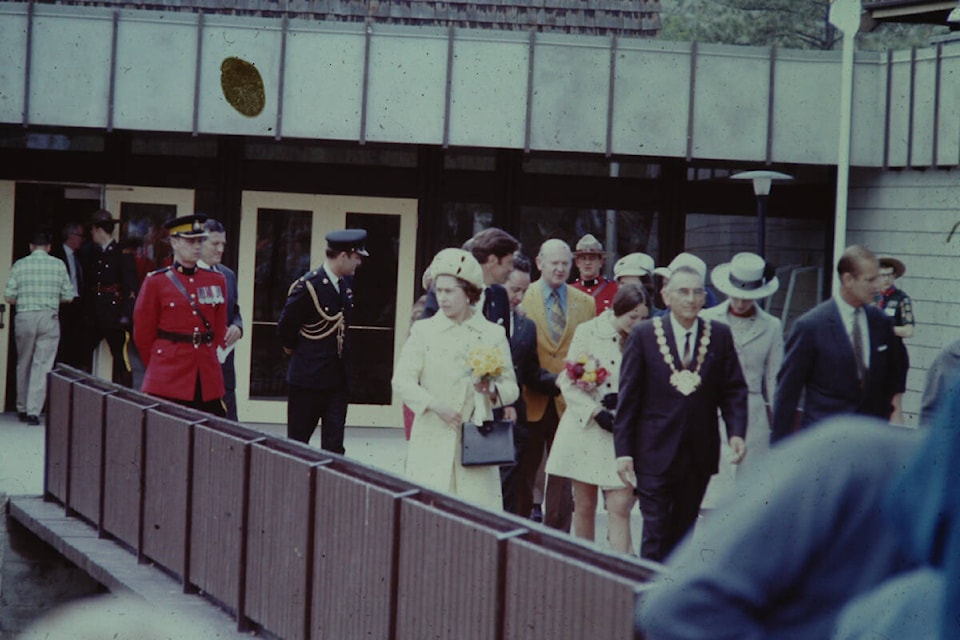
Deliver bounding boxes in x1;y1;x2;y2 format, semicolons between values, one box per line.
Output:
133;215;227;416
82;209;139;387
876;256;914;424
278;229;368;452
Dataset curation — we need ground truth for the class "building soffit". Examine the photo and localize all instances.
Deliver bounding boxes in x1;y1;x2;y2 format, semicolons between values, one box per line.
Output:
2;3;960;169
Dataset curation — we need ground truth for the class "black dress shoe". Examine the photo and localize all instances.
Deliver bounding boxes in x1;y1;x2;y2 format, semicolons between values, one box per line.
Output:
18;411;27;422
530;504;543;523
26;415;40;426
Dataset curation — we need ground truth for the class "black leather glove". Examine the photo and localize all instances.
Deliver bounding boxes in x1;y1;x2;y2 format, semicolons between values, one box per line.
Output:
601;392;618;411
594;410;615;432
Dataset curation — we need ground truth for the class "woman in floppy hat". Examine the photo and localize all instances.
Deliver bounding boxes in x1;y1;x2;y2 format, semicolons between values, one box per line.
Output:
392;248;519;510
702;252;783;474
876;257;913;424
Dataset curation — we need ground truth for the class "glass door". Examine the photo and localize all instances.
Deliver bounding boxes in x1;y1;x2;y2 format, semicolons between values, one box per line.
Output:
101;186;195;386
236;191;418;427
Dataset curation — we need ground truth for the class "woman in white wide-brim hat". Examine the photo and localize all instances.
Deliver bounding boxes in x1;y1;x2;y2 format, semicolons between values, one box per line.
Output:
701;252;783;475
392;248;519;510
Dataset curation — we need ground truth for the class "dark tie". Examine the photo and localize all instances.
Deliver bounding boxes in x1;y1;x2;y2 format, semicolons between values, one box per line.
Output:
682;331;692;368
852;307;866;383
72;252;83;296
547;290;565;342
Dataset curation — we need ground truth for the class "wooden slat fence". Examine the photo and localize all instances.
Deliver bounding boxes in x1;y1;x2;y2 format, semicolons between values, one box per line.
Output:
43;365;659;639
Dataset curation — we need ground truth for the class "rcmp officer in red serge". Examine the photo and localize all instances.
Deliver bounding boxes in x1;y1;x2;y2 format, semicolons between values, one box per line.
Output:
278;229;368;453
133;215;227;416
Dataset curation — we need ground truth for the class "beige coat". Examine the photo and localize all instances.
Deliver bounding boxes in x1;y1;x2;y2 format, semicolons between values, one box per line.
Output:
545;311;628;488
520;280;596;422
392;310;519;511
702;301;784;466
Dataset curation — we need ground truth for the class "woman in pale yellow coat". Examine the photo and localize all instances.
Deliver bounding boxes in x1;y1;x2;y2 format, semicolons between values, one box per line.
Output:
546;284;649;553
392;249;518;511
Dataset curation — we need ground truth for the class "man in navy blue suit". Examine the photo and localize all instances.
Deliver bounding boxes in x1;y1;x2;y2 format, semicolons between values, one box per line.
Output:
772;245;902;443
199;218;244;421
421;227;518;335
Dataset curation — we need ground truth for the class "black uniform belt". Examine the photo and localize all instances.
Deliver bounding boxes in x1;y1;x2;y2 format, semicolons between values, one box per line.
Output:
157;329;215;347
96;284;121;293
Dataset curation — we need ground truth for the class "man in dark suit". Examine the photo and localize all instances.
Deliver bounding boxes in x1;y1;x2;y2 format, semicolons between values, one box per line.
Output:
278;229;368;452
614;265;748;562
82;209;140;387
199;218;244;421
500;253;558;514
50;221;89;369
772;245;901;443
421;227;518;335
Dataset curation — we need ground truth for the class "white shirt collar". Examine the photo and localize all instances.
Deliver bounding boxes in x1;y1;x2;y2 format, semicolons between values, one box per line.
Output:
322;262;341;291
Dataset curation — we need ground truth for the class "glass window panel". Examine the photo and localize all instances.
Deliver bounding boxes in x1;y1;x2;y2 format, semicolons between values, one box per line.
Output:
438;203;494;252
518;206;659;279
253;208;312;323
249;324;289;399
119;202;177;275
346;212;401;405
249;208;311;399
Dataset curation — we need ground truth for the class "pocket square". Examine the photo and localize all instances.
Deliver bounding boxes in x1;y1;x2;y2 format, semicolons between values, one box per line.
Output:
877;344;888;352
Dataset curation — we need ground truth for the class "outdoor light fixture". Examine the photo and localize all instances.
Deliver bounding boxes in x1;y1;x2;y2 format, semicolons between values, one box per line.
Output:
730;170;794;258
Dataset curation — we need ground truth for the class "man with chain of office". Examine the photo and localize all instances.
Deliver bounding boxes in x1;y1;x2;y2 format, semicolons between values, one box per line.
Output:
613;264;748;562
278;229;368;453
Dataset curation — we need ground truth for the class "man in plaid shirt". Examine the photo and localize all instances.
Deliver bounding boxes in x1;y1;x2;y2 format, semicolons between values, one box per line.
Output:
4;230;75;425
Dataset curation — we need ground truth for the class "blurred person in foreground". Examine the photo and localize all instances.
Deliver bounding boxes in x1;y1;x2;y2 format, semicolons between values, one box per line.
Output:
545;283;649;553
392;248;518;510
832;374;959;639
637;416;923;640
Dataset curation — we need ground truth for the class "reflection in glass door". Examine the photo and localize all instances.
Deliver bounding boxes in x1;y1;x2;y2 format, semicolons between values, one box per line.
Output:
236;192;417;427
101;186;195;386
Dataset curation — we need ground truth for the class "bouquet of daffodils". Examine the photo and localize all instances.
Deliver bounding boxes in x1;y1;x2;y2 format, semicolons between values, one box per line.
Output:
467;344;505;385
563;353;609;393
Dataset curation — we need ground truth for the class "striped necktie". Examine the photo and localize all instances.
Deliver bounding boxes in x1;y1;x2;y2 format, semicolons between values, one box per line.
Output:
547;289;565;342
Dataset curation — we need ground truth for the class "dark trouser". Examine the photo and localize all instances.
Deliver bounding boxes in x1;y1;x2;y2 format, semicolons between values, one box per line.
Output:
499;412;529;514
57;300;90;370
168;375;226;417
221;354;238;422
90;326;133;387
635;469;712;562
515;400;573;531
287;384;348;454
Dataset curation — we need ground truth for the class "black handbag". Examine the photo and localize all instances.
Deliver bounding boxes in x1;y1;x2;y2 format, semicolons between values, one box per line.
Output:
461;419;516;466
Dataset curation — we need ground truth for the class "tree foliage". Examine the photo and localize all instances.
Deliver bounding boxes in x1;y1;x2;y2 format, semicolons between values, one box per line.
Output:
660;0;948;51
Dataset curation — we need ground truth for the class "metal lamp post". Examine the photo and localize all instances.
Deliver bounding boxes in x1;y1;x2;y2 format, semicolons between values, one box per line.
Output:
730;170;794;258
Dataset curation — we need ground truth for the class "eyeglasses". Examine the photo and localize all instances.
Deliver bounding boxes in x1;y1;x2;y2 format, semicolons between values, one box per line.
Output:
675;288;707;298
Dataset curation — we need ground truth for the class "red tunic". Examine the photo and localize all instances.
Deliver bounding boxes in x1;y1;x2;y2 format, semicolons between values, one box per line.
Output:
133;266;227;402
571;277;619;315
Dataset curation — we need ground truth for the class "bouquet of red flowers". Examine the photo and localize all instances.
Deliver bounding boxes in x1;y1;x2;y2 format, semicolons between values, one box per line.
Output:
563;353;609;392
